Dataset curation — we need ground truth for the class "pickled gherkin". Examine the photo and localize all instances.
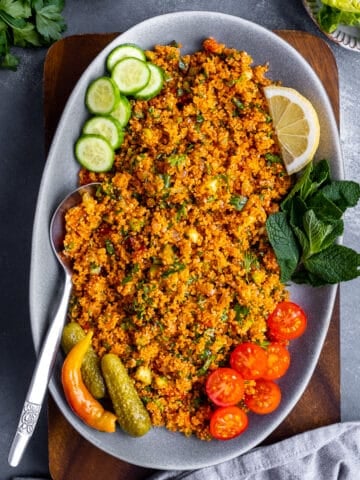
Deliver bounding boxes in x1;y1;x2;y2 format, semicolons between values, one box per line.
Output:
61;323;106;399
101;354;151;437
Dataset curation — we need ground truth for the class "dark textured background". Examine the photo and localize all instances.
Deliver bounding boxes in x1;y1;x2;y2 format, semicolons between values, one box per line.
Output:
1;1;359;479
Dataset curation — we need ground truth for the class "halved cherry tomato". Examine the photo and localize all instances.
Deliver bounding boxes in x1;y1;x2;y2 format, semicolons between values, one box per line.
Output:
245;379;281;415
263;342;291;380
230;342;267;379
209;405;248;440
206;368;244;407
267;301;307;341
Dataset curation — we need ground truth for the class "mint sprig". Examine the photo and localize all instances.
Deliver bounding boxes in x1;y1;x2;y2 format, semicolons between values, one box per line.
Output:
266;159;360;286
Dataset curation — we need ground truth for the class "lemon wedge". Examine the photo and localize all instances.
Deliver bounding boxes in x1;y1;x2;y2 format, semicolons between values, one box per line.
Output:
263;86;320;175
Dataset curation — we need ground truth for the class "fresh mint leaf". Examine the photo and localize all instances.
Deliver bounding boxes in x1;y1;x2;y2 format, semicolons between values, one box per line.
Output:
307;192;343;222
281;160;330;212
291;268;327;287
267;159;360;286
320;180;360;212
266;212;300;283
291;223;310;255
304;244;360;284
302;210;344;257
281;162;313;212
288;196;308;229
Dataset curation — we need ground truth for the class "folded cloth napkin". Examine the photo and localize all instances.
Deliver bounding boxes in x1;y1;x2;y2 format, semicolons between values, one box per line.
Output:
148;421;360;480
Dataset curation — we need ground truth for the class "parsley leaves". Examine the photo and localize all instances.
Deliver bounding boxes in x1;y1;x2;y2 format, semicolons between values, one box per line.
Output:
266;159;360;286
0;0;66;70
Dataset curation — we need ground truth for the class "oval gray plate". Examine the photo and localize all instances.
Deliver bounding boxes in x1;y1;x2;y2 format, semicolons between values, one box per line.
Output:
30;11;341;470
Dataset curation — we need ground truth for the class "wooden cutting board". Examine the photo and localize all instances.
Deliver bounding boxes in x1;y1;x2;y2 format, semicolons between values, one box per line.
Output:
44;30;340;480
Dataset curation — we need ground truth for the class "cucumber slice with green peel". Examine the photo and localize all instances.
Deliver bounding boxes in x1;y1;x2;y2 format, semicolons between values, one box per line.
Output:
106;43;146;72
110;95;132;127
75;134;115;172
85;76;120;114
82;115;124;149
134;63;164;100
111;57;150;95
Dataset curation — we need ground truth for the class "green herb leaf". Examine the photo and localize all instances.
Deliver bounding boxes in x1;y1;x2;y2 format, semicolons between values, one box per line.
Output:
105;239;115;255
34;0;66;43
0;0;31;18
307;192;343;222
281;159;330;212
161;261;186;277
265;153;282;164
167;154;187;168
13;21;42;47
302;210;344;257
0;9;27;29
266;212;300;283
266;159;360;286
304;245;360;285
0;0;66;70
320;180;360;212
230;194;247;211
233;303;249;323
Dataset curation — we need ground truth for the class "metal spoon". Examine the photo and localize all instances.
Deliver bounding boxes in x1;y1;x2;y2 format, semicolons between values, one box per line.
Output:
8;182;101;467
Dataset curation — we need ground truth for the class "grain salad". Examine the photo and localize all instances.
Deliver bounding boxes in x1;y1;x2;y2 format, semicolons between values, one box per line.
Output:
63;38;293;440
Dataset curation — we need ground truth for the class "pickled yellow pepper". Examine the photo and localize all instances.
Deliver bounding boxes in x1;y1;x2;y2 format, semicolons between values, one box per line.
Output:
61;331;117;432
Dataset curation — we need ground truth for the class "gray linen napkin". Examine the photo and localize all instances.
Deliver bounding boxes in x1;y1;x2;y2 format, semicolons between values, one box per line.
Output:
148;421;360;480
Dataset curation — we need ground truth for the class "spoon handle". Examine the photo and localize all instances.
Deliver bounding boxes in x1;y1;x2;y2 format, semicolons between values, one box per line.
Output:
8;273;72;467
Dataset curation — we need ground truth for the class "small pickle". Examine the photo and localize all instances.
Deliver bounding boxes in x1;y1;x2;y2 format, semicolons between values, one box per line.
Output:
61;322;106;399
62;331;116;433
101;353;152;437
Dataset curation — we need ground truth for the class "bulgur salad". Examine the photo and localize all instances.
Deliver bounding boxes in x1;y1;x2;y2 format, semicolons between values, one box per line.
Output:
61;38;307;441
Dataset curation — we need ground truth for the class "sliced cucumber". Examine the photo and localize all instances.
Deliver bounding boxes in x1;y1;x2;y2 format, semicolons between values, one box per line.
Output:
134;63;164;100
82;115;124;149
111;57;150;96
106;43;146;72
85;76;120;115
75;134;114;172
110;95;132;127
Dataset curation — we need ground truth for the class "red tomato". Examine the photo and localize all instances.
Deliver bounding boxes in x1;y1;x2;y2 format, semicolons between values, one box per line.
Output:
263;342;291;380
206;368;244;407
245;379;281;415
230;342;267;379
267;301;307;341
209;406;248;440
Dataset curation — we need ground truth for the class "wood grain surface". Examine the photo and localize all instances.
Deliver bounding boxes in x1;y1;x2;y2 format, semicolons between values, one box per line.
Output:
44;31;340;480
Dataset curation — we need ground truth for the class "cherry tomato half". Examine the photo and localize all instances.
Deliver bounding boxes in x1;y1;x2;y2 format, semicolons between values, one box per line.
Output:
267;301;307;341
262;342;291;380
209;405;248;440
245;379;281;415
230;342;267;379
206;368;244;407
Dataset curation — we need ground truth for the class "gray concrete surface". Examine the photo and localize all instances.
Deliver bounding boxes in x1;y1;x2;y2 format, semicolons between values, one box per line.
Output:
0;1;359;478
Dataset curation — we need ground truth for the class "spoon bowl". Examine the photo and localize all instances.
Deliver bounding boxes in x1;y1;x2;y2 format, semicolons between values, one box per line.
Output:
8;182;101;467
50;182;101;274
